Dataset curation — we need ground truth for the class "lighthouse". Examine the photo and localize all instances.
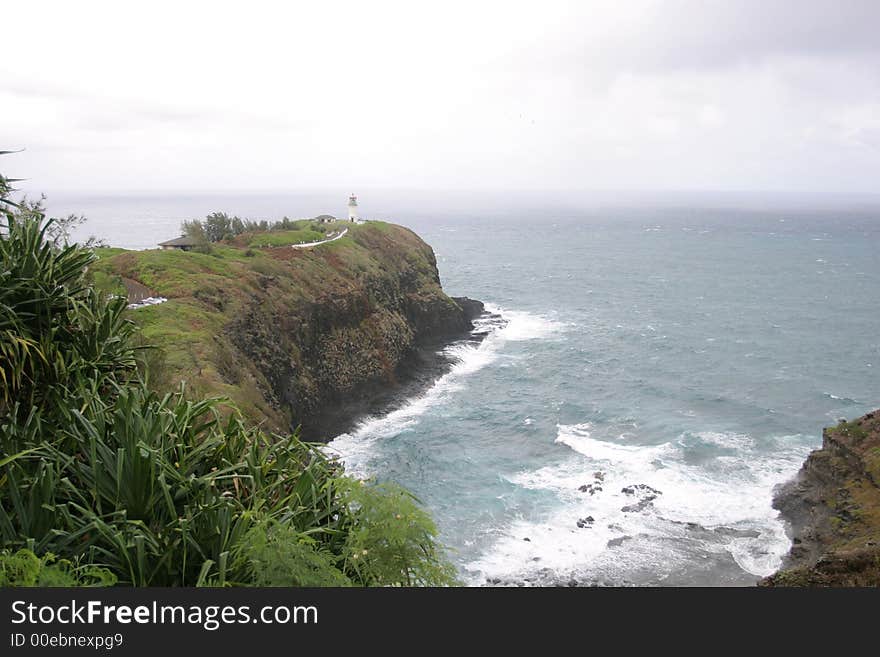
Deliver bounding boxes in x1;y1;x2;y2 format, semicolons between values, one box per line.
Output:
347;194;359;222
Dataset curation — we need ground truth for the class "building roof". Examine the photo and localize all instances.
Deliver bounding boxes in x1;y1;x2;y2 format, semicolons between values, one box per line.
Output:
313;214;337;221
158;235;199;247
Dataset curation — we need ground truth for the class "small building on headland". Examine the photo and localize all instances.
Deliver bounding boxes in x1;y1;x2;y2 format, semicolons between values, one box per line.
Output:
158;236;199;251
314;214;337;224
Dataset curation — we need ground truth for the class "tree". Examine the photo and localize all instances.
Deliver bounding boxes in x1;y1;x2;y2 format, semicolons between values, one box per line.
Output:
181;218;208;242
203;211;233;242
181;212;248;243
231;216;245;235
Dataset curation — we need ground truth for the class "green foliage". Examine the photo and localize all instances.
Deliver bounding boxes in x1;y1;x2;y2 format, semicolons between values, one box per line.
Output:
182;212;232;243
233;521;351;587
835;419;869;441
0;209;138;415
181;217;208;243
231;484;461;588
183;212;252;243
340;481;458;587
131;332;171;390
183;212;332;246
0;151;22;216
0;549;116;587
2;377;354;585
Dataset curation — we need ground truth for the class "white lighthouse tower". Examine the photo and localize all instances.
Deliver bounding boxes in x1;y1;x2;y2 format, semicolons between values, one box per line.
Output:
347;194;359;222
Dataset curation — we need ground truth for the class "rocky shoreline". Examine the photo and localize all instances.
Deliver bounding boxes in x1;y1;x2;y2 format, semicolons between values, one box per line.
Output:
306;297;492;440
762;409;880;586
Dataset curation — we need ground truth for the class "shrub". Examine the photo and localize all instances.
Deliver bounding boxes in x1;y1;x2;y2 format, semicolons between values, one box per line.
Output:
340;481;458;587
0;549;116;587
233;521;352;587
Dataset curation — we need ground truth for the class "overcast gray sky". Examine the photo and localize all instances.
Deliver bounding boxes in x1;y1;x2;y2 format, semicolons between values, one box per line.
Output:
2;0;879;194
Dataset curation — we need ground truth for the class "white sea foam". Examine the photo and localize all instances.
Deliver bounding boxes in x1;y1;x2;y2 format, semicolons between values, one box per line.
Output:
326;305;565;476
823;392;859;404
553;423;674;468
687;430;754;450
466;424;812;584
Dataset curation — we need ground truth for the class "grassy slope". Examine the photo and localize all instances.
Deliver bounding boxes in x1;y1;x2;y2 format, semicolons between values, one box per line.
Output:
248;227;328;247
90;222;448;431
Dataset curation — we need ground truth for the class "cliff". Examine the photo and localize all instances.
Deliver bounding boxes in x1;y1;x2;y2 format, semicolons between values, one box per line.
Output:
92;222;482;439
762;410;880;586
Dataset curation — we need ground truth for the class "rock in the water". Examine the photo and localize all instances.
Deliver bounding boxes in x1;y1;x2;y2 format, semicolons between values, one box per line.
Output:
621;484;662;496
621;495;657;513
714;526;761;539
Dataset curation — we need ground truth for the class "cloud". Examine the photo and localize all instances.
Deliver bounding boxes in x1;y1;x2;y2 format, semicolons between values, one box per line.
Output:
0;0;878;194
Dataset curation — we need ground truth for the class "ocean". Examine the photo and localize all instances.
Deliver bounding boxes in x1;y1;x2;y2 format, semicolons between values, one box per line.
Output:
55;190;880;586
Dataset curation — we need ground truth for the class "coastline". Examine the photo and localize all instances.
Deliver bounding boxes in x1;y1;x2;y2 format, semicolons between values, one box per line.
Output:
306;299;496;441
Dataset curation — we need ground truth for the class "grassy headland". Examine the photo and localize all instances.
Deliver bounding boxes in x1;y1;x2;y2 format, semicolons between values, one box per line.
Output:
90;221;471;436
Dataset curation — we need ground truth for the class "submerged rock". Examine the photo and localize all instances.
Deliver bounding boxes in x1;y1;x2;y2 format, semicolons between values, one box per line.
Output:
607;535;633;548
621;496;657;513
713;526;761;539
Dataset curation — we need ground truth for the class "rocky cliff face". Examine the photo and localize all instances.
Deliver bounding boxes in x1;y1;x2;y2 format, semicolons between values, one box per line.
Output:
762;410;880;586
99;222;482;439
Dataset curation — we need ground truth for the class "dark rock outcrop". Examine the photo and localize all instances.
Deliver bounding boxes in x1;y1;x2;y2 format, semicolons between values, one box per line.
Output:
762;411;880;586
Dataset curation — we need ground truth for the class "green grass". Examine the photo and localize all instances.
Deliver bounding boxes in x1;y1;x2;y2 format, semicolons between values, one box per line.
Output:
89;268;127;297
92;246;128;259
92;248;260;297
835;419;869;441
247;220;338;247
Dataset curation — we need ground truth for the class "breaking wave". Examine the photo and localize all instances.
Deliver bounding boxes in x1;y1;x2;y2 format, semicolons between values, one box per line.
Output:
466;423;812;585
326;305;566;476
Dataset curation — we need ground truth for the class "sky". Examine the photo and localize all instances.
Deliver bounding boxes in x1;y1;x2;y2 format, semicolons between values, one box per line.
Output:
2;0;879;195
